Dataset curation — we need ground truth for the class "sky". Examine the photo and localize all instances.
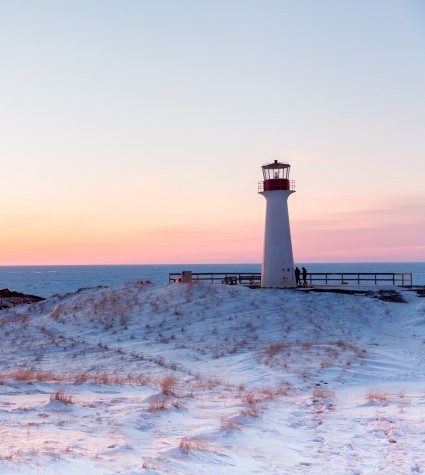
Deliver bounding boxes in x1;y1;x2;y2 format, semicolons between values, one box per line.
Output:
1;0;424;265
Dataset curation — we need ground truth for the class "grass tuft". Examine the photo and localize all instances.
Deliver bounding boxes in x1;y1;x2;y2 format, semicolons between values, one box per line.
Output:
159;375;177;395
50;388;74;404
367;390;388;404
179;436;209;452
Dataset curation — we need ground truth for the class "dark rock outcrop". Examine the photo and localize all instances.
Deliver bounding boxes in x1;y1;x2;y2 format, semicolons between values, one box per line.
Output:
0;289;45;310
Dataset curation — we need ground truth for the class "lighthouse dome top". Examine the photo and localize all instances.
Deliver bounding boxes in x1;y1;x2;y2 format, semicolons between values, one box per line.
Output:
262;160;290;170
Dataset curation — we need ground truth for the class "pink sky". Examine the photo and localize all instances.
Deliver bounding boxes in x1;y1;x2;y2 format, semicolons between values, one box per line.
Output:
1;195;423;265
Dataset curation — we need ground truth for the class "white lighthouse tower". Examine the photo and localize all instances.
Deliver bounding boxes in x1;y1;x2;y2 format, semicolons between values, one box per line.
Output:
258;160;296;288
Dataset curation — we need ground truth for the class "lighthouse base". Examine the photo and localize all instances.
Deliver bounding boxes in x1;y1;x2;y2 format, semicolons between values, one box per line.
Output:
261;269;296;289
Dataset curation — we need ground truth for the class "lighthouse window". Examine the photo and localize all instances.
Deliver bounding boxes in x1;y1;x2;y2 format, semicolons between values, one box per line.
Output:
262;163;291;180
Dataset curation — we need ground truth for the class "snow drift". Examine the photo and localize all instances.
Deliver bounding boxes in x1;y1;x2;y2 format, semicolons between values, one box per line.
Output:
0;281;424;474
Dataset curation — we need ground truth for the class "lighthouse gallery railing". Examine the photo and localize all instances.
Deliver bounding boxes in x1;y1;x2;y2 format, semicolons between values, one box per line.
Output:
258;179;296;192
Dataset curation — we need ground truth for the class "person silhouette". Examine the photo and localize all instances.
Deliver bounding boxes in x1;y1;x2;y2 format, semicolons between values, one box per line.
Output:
295;267;301;286
302;266;308;285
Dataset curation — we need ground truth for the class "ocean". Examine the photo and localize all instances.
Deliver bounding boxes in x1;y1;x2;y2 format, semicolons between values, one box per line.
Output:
0;263;424;298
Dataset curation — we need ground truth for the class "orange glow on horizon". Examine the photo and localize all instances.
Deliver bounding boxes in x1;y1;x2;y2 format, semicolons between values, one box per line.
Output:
1;194;424;265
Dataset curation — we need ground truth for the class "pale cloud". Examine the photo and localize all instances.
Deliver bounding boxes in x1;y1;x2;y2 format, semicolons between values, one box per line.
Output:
292;195;425;261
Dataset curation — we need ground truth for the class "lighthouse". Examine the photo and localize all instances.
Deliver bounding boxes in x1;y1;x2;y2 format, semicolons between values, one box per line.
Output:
258;160;296;288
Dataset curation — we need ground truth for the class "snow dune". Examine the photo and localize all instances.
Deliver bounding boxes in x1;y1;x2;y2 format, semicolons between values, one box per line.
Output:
0;282;424;474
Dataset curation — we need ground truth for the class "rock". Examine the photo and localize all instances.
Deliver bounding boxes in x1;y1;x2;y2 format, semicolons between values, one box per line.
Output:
0;288;45;310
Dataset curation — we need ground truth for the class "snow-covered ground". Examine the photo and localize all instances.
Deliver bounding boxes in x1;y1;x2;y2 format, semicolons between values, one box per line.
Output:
1;282;425;474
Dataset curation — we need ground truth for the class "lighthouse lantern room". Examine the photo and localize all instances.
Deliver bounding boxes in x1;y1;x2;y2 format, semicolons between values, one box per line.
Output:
259;160;296;288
